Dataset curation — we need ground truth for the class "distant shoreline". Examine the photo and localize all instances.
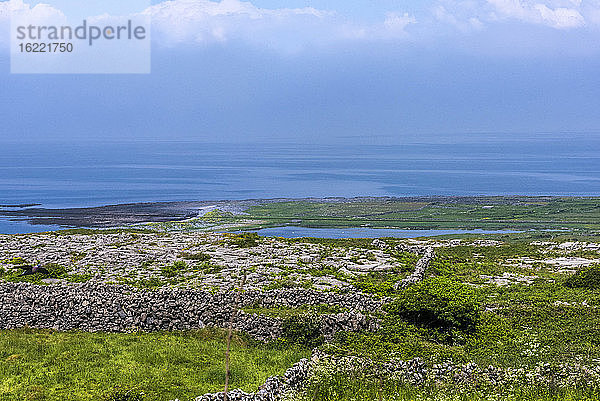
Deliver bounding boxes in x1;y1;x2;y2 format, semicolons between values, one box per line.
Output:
0;204;42;208
0;196;597;232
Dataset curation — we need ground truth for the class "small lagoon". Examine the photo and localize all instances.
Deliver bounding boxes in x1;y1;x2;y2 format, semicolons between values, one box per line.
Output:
0;217;62;235
250;226;522;239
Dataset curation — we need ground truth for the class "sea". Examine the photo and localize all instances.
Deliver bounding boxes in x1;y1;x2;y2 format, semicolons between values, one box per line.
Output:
1;133;599;234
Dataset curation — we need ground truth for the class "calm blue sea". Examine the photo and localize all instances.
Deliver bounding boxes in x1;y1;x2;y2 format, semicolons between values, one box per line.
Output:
1;134;599;233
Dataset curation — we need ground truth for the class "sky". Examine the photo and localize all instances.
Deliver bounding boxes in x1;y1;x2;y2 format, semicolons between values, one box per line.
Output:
1;0;600;143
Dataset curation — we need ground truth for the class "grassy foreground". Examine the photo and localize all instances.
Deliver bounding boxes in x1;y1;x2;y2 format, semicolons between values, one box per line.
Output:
296;380;600;401
0;328;309;401
2;232;600;400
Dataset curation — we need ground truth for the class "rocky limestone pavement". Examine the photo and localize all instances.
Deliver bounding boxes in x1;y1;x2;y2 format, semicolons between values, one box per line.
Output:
370;239;436;289
0;232;405;291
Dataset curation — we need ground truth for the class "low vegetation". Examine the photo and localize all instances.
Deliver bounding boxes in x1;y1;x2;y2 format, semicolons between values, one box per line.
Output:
565;264;600;288
1;228;600;400
0;260;91;284
0;328;309;401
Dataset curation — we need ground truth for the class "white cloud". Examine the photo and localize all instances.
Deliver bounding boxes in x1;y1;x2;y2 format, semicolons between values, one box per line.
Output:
434;4;484;31
433;0;595;30
1;0;65;23
2;0;598;54
140;0;336;46
0;0;67;46
0;0;418;51
384;12;417;35
533;3;586;27
488;0;585;28
137;0;417;48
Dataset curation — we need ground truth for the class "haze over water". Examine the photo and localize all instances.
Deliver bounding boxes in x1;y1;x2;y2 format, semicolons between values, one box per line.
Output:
1;134;599;210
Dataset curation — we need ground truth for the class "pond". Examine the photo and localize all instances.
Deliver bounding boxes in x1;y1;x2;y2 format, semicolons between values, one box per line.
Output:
249;226;523;239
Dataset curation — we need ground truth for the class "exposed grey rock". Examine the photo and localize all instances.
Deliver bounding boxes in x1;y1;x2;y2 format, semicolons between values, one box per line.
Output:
0;282;380;341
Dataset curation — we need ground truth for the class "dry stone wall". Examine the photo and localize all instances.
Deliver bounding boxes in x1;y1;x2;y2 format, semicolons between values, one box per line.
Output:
0;283;379;341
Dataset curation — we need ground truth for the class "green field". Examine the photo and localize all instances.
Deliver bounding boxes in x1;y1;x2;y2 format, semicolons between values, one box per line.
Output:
150;197;600;232
243;197;600;230
0;329;308;401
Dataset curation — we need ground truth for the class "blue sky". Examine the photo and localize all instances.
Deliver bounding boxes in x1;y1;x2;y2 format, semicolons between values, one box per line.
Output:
1;0;600;143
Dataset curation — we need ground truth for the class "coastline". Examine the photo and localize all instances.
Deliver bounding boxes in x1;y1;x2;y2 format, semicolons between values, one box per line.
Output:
0;195;597;234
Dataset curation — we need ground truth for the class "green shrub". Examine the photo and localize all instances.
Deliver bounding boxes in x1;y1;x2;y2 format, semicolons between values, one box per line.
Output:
332;322;426;360
352;275;396;298
161;266;177;277
198;261;223;274
565;264;600;289
384;277;480;343
230;233;260;248
161;261;188;278
281;314;324;348
44;263;69;278
465;312;515;358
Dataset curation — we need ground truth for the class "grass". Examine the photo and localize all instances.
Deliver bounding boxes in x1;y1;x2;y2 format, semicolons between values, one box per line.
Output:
0;262;92;284
296;375;600;401
157;196;600;232
326;248;600;368
135;197;600;235
0;328;309;401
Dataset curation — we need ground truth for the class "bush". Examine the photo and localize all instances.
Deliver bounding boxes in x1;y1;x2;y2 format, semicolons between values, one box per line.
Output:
384;277;480;343
230;233;260;248
331;323;427;360
565;264;600;289
352;275;396;298
44;263;69;278
281;314;324;348
198;261;223;274
161;261;188;278
465;312;515;358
